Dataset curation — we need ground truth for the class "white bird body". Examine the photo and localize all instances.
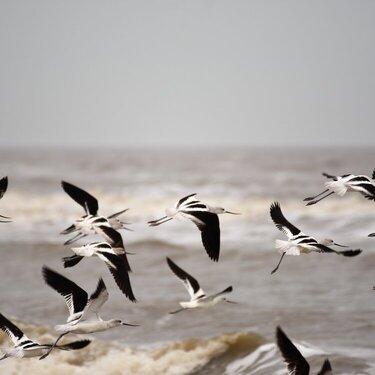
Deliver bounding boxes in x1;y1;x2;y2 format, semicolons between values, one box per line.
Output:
166;257;234;314
40;267;138;359
149;194;239;262
304;171;375;205
0;313;90;360
61;181;130;245
0;176;11;223
270;202;362;274
64;227;136;302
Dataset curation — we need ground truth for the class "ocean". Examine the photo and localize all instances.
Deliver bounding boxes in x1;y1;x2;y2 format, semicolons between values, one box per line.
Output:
0;148;374;374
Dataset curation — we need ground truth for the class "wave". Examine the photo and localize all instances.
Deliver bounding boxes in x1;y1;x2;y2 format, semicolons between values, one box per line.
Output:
0;319;265;375
0;191;374;244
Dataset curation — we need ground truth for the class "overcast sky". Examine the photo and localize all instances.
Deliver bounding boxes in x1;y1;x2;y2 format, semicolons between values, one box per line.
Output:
1;1;374;149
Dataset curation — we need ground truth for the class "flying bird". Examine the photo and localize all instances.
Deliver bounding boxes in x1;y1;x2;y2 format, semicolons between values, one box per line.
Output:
0;177;11;223
304;171;375;206
40;266;138;359
276;326;332;375
148;194;239;262
0;312;90;360
270;202;362;274
61;180;131;245
62;226;136;302
166;257;235;314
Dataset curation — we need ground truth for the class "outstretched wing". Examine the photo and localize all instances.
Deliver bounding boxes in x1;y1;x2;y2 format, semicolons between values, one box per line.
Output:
61;181;99;215
82;278;109;319
42;266;88;317
0;177;8;200
317;359;333;375
166;257;205;300
176;193;197;209
276;326;310;375
185;211;220;262
270;202;301;239
0;313;29;346
98;252;136;302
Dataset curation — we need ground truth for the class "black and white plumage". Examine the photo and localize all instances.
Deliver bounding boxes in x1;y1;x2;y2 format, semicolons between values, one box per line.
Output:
276;326;332;375
166;257;235;314
63;226;136;302
148;194;239;262
270;202;362;274
304;171;375;206
40;266;138;359
0;313;90;360
0;176;11;223
61;180;130;245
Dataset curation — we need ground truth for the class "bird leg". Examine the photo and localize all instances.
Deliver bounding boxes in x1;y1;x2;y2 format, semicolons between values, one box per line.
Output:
63;233;87;245
39;332;69;360
271;252;286;275
303;189;329;202
148;216;173;226
169;307;188;314
305;191;334;206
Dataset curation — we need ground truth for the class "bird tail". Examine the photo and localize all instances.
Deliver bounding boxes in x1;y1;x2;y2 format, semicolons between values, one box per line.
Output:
324;180;347;196
62;255;84;268
57;340;91;351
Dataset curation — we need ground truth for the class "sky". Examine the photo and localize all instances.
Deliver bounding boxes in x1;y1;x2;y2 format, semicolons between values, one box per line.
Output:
0;0;375;149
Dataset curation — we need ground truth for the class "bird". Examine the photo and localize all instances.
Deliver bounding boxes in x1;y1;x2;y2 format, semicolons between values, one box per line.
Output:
40;266;139;359
270;202;362;274
0;176;11;223
148;193;239;262
60;180;131;245
304;171;375;206
62;225;136;302
276;326;332;375
166;257;235;314
0;312;91;360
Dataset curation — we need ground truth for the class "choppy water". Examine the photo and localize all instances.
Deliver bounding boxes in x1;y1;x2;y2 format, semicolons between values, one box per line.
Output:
0;148;374;374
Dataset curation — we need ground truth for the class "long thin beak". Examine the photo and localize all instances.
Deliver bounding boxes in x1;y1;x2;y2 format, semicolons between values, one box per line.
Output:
226;300;238;304
333;242;348;247
225;210;241;215
122;323;140;327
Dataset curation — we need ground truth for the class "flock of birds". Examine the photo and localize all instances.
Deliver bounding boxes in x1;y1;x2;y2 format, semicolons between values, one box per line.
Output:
0;170;374;373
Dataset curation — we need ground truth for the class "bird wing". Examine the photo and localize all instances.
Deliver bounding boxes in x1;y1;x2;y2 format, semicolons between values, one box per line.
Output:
270;202;301;239
0;313;30;347
0;177;8;200
61;181;99;215
95;225;125;249
175;193;197;209
82;278;109;319
98;251;136;302
317;359;333;375
166;257;205;300
42;266;88;317
184;211;220;262
276;326;310;375
359;182;375;201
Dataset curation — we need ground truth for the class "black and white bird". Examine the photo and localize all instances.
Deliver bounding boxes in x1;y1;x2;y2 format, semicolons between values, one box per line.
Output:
0;176;11;223
0;312;90;360
40;266;138;359
276;326;332;375
304;171;375;206
148;194;239;262
61;180;131;245
62;226;136;302
270;202;362;274
166;257;235;314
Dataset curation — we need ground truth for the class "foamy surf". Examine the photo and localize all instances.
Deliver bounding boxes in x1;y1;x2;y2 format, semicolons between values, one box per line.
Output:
0;319;265;375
